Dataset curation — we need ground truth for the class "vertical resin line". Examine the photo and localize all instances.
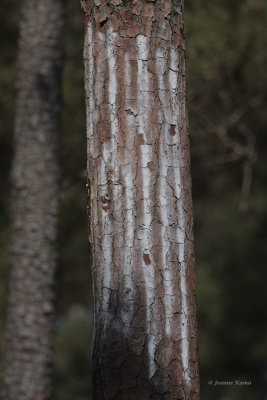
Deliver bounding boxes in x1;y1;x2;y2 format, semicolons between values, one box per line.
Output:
85;22;94;168
136;34;156;379
121;51;136;329
155;48;175;338
84;20;98;349
97;29;113;317
168;46;191;385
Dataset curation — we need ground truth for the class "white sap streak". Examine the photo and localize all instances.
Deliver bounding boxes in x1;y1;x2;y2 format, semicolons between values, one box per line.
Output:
136;34;156;379
169;48;191;385
85;23;99;241
170;47;178;71
107;26;122;248
120;52;135;329
125;52;131;93
85;21;99;345
107;28;119;188
94;30;112;313
99;27;121;312
85;23;95;164
98;31;118;314
124;54;135;250
156;50;173;337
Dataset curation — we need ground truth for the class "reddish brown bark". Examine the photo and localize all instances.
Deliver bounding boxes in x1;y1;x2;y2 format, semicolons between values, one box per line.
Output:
83;1;199;399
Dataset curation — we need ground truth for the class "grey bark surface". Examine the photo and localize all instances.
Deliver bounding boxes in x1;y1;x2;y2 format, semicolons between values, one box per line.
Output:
2;1;64;399
83;0;199;399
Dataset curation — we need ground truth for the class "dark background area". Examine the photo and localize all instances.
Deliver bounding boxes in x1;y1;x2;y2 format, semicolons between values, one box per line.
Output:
0;0;267;399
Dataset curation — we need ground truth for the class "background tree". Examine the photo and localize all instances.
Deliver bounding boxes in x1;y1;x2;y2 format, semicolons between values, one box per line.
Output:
2;1;64;399
82;0;199;398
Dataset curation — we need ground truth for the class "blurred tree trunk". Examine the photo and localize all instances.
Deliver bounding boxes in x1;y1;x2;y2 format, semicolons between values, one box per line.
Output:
83;0;199;399
2;1;64;399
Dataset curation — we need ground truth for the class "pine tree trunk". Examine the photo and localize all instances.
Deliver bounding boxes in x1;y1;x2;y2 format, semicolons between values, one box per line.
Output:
3;1;64;399
83;0;199;399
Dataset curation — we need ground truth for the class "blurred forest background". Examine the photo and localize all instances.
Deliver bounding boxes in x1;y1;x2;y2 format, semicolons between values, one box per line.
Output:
0;0;267;399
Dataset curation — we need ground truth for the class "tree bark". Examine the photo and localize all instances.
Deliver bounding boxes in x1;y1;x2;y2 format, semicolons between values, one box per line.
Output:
3;1;64;399
83;0;199;399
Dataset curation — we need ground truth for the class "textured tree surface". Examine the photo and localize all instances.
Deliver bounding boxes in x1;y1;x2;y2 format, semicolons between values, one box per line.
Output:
83;0;199;399
2;1;64;399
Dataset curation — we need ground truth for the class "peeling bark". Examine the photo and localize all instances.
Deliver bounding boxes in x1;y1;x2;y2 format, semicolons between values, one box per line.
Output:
83;1;199;398
2;1;64;399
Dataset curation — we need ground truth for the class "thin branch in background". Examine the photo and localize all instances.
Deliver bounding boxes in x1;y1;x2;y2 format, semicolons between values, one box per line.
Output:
194;98;260;212
238;124;257;213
